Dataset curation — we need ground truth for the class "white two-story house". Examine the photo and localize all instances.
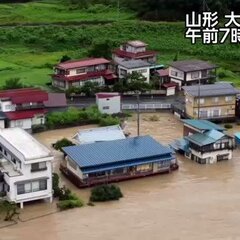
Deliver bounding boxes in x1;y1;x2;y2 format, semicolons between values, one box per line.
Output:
169;60;217;89
115;58;152;83
0;128;53;208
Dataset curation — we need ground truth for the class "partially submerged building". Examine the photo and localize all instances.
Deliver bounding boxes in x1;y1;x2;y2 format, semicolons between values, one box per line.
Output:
0;128;53;208
60;135;178;187
171;120;234;164
182;83;239;121
73;125;126;145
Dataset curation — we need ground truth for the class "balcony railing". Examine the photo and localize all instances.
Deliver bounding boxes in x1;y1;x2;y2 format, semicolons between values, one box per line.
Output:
16;104;45;111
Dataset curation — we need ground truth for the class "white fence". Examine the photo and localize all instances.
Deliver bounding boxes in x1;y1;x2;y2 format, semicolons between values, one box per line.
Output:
122;103;172;110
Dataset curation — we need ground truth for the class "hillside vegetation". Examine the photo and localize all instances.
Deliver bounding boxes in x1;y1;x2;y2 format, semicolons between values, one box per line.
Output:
0;0;240;87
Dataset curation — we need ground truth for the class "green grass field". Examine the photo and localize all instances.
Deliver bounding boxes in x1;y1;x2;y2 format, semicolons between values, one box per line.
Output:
0;1;239;88
0;1;134;25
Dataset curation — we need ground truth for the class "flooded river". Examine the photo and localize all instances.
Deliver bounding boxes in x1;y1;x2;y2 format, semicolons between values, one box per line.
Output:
1;113;240;240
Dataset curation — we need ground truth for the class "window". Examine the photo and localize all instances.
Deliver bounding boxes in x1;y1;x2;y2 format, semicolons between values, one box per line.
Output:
191;72;200;79
196;98;205;104
199;110;208;118
68;158;77;170
15;120;23;127
212;97;219;103
31;162;47;172
213;109;220;117
103;106;110;110
17;179;47;195
76;68;86;74
225;96;233;102
138;69;147;74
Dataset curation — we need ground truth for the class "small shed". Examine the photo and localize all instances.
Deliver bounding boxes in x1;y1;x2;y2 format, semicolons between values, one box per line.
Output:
96;92;121;114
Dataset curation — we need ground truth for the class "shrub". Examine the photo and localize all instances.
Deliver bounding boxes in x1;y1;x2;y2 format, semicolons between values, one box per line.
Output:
52;173;61;198
90;184;123;202
224;124;233;129
57;199;84;211
53;138;75;152
149;115;159;121
32;124;47;133
99;116;121;127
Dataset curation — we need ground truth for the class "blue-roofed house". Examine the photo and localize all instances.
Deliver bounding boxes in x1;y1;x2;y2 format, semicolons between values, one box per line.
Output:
169;119;235;164
60;135;178;187
185;129;234;164
182;119;225;136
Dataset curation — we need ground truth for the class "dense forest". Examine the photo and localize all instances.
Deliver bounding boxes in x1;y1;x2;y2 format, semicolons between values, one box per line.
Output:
1;0;240;21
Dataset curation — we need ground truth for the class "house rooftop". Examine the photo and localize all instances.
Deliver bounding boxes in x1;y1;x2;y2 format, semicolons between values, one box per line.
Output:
63;135;172;168
185;130;226;147
182;119;225;131
44;93;67;108
170;60;216;72
182;83;240;97
127;40;148;47
116;59;152;69
73;125;126;144
96;92;120;99
0;88;48;104
56;58;110;70
4;109;46;121
0;128;52;161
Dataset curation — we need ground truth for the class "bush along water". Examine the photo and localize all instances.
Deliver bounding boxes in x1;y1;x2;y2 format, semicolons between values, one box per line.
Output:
90;184;123;202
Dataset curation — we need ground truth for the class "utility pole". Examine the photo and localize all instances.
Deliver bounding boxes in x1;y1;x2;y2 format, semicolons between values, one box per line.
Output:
136;92;140;136
202;0;210;12
197;79;201;120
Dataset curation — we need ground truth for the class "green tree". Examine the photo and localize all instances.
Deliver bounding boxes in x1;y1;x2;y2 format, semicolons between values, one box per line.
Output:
54;138;75;152
0;200;19;221
126;72;151;93
80;82;100;97
3;78;23;90
60;55;71;63
173;52;179;61
87;40;113;59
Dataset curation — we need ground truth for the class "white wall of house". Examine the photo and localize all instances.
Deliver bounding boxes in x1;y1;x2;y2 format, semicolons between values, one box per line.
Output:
0;120;5;129
122;45;146;53
97;96;121;114
0;100;16;112
188;148;233;164
32;115;45;125
66;156;83;179
118;66;150;83
0;133;53;207
9;119;32;130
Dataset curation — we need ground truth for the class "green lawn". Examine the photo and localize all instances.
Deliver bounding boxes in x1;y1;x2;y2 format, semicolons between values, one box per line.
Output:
0;1;239;88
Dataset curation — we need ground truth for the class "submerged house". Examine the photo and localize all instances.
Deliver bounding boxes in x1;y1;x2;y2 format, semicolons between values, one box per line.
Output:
60;135;178;187
72;125;126;145
182;83;239;121
171;120;234;164
0;128;53;208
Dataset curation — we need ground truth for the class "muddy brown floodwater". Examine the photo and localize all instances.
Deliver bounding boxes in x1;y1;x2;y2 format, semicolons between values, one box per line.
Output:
1;113;240;240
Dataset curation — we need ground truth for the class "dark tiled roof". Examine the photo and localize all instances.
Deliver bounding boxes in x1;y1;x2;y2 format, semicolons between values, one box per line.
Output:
116;59;152;69
44;93;67;108
182;83;240;97
170;60;216;72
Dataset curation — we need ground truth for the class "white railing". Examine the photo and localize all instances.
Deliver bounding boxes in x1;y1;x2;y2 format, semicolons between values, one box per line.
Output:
122;103;171;110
